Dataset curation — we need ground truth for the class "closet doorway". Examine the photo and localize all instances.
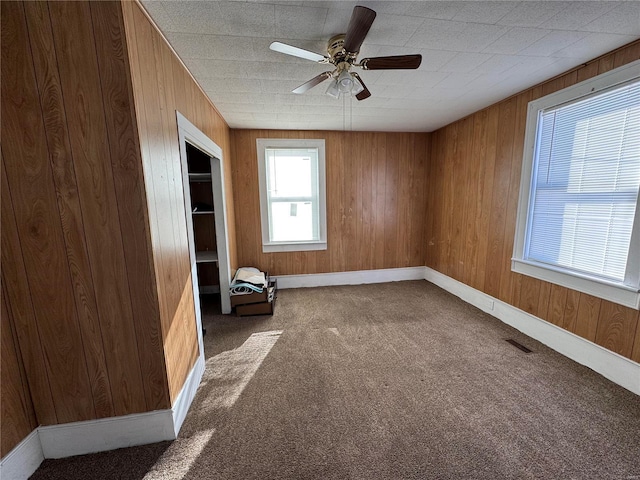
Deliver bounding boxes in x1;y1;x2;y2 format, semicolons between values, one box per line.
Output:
177;112;232;356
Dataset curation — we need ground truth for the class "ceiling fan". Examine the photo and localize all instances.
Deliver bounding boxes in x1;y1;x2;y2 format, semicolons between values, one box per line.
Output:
270;5;422;101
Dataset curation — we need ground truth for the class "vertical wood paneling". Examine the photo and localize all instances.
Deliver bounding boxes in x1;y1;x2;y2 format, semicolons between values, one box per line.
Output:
631;314;640;363
23;0;115;420
462;112;486;287
372;133;387;270
1;156;57;427
383;133;400;269
121;1;235;400
562;290;580;333
474;106;499;291
1;1;95;423
231;130;429;275
89;0;169;410
574;294;602;342
595;303;638;358
48;0;147;415
547;285;569;326
124;1;195;401
1;287;38;457
500;91;531;304
426;40;640;360
484;97;516;299
2;0;189;446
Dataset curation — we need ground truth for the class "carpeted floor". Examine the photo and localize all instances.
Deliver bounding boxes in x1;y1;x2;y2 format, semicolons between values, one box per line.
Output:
31;281;640;479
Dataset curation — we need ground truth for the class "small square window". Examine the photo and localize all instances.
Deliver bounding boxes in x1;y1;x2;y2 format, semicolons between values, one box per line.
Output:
257;139;327;253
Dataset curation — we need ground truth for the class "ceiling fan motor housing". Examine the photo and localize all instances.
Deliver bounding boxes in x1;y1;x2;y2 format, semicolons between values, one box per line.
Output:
327;34;346;62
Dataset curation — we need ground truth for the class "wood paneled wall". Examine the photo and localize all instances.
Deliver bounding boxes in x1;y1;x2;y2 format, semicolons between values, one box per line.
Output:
1;1;171;448
231;130;429;275
1;0;234;454
426;41;640;362
1;287;37;457
121;1;237;400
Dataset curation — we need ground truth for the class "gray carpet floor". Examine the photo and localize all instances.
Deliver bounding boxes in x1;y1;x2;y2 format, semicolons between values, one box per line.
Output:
30;281;640;479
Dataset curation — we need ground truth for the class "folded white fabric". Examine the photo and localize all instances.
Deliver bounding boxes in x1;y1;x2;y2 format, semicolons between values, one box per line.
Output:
230;283;264;295
231;267;266;294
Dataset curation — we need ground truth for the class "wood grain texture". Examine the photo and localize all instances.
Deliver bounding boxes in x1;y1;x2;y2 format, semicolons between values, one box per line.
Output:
230;130;429;275
595;303;638;358
484;97;516;299
426;40;640;360
1;1;95;423
121;1;236;400
1;285;38;457
23;0;115;420
574;294;602;343
1;154;57;427
48;0;147;416
632;313;640;363
89;0;170;411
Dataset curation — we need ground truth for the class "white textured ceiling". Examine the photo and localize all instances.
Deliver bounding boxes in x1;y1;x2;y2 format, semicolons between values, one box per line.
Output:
141;1;640;132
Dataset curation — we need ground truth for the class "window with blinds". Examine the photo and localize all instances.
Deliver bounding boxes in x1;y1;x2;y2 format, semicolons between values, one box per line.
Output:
513;61;640;309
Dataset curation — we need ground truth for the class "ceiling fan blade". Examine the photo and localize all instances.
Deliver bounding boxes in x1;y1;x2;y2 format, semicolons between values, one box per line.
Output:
343;6;376;53
360;55;422;70
270;42;327;63
352;73;371;101
292;72;333;94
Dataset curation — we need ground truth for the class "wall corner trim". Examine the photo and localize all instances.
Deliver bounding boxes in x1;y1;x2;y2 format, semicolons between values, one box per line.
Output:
1;359;206;478
423;266;640;396
172;354;205;436
273;266;426;289
0;430;44;480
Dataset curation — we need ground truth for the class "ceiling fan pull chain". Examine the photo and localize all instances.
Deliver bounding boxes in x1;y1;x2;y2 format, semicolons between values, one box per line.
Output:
343;94;346;132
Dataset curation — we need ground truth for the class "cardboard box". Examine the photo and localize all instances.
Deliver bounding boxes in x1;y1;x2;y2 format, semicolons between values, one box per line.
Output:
230;277;276;307
230;288;267;307
235;297;275;316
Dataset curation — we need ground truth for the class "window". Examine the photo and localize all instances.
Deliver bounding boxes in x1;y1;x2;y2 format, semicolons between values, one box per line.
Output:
256;138;327;253
513;60;640;309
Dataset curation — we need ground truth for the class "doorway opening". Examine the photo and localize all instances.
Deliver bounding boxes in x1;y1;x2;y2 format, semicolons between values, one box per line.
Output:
177;112;232;358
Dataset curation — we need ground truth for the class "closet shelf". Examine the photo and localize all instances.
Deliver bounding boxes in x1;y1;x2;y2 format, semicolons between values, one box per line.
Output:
189;172;212;182
196;251;218;263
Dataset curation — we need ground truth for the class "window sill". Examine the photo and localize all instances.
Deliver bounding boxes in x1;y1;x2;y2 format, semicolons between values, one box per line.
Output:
511;259;640;310
262;241;327;253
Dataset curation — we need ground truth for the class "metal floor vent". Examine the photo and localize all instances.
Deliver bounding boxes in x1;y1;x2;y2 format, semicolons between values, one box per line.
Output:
505;339;533;353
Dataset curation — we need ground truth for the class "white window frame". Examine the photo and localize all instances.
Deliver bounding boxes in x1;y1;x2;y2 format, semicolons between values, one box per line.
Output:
256;138;327;253
512;60;640;310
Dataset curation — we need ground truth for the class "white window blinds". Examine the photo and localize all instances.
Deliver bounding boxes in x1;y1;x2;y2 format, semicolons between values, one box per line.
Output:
526;80;640;283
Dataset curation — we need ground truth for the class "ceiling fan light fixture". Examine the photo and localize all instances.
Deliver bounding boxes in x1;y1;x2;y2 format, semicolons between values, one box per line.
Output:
325;78;340;98
351;75;364;95
337;69;354;93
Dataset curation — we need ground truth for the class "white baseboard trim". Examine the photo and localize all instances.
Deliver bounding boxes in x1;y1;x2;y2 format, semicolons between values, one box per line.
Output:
172;355;205;436
7;356;206;467
0;430;43;480
274;266;426;289
38;409;175;459
423;266;640;396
